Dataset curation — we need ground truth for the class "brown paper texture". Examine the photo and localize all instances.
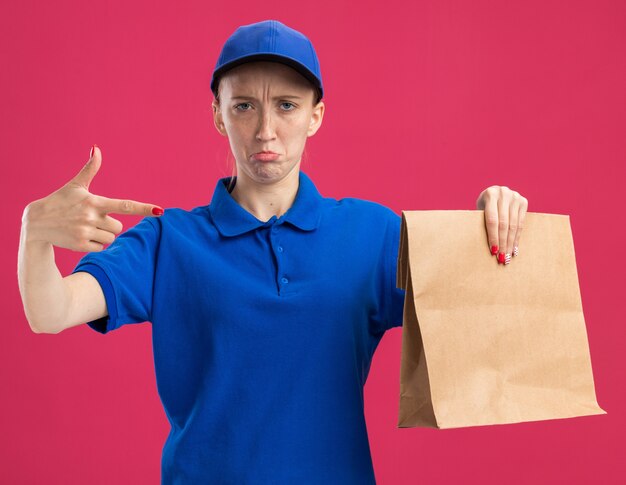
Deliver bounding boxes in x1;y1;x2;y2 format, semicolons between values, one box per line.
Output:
396;210;606;429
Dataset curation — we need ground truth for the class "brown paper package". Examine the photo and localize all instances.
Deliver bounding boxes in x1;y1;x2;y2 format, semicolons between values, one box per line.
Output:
396;210;606;429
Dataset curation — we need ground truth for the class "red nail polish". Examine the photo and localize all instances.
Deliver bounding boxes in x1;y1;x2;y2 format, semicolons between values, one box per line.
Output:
491;245;499;255
90;144;95;158
498;252;505;264
152;207;164;216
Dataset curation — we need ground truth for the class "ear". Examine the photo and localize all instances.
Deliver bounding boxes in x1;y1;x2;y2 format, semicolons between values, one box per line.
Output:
212;99;228;136
307;101;325;137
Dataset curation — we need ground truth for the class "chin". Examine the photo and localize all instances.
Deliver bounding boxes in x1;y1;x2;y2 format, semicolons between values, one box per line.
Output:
236;157;300;185
248;163;287;183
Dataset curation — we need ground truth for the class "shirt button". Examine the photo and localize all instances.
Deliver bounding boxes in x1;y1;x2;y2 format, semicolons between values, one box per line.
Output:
277;246;283;252
281;277;289;284
272;226;279;233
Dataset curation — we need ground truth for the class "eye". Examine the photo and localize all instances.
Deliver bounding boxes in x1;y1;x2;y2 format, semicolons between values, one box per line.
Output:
280;102;295;111
234;103;251;111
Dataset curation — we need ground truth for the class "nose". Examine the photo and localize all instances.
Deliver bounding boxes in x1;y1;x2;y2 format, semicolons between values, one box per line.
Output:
255;107;277;142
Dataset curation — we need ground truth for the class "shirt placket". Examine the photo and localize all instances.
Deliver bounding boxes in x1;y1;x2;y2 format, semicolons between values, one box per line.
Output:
268;220;291;296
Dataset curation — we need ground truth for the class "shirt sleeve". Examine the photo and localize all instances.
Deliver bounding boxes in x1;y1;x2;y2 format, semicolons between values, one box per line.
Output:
383;210;406;330
70;216;160;334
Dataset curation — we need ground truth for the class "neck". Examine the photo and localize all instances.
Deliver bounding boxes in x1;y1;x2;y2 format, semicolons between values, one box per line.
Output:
230;168;300;222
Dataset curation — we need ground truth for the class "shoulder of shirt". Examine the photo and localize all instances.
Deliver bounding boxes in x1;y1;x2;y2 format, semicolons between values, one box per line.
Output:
149;205;210;219
333;196;400;221
140;205;211;229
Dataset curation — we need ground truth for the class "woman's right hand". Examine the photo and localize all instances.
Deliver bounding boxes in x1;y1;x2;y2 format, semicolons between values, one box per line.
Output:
22;145;164;252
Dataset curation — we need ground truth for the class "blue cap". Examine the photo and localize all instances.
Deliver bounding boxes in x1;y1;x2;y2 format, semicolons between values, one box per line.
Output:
210;20;323;102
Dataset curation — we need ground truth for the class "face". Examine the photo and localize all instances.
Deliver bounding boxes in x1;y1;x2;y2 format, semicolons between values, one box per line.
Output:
212;61;324;186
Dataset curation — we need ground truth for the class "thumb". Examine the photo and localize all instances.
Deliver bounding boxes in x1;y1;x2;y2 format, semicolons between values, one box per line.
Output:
72;145;102;190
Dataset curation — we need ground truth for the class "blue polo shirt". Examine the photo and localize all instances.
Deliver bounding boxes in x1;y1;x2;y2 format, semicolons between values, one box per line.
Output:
71;169;405;484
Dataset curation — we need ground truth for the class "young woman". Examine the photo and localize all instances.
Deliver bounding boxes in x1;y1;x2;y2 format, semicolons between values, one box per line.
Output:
18;19;528;484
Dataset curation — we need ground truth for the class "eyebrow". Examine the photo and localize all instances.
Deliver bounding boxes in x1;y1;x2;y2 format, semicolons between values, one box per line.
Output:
230;95;304;101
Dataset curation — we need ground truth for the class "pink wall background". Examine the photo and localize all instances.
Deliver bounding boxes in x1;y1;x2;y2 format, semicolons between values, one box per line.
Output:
2;0;623;483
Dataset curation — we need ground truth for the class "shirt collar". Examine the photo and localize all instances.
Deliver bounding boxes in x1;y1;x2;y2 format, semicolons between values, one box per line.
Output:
208;170;324;237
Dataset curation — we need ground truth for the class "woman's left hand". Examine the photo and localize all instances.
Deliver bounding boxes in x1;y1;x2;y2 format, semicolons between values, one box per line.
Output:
476;186;529;265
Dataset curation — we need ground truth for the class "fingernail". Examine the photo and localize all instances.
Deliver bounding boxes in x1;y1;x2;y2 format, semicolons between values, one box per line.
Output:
504;253;511;265
513;246;519;257
498;252;505;264
89;144;96;158
152;207;164;216
491;245;499;255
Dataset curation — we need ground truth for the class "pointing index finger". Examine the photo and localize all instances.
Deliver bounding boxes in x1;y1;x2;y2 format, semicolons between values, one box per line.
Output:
93;195;163;216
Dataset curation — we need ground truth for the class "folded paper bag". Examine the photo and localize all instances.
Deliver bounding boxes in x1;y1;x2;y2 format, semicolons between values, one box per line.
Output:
396;210;606;429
